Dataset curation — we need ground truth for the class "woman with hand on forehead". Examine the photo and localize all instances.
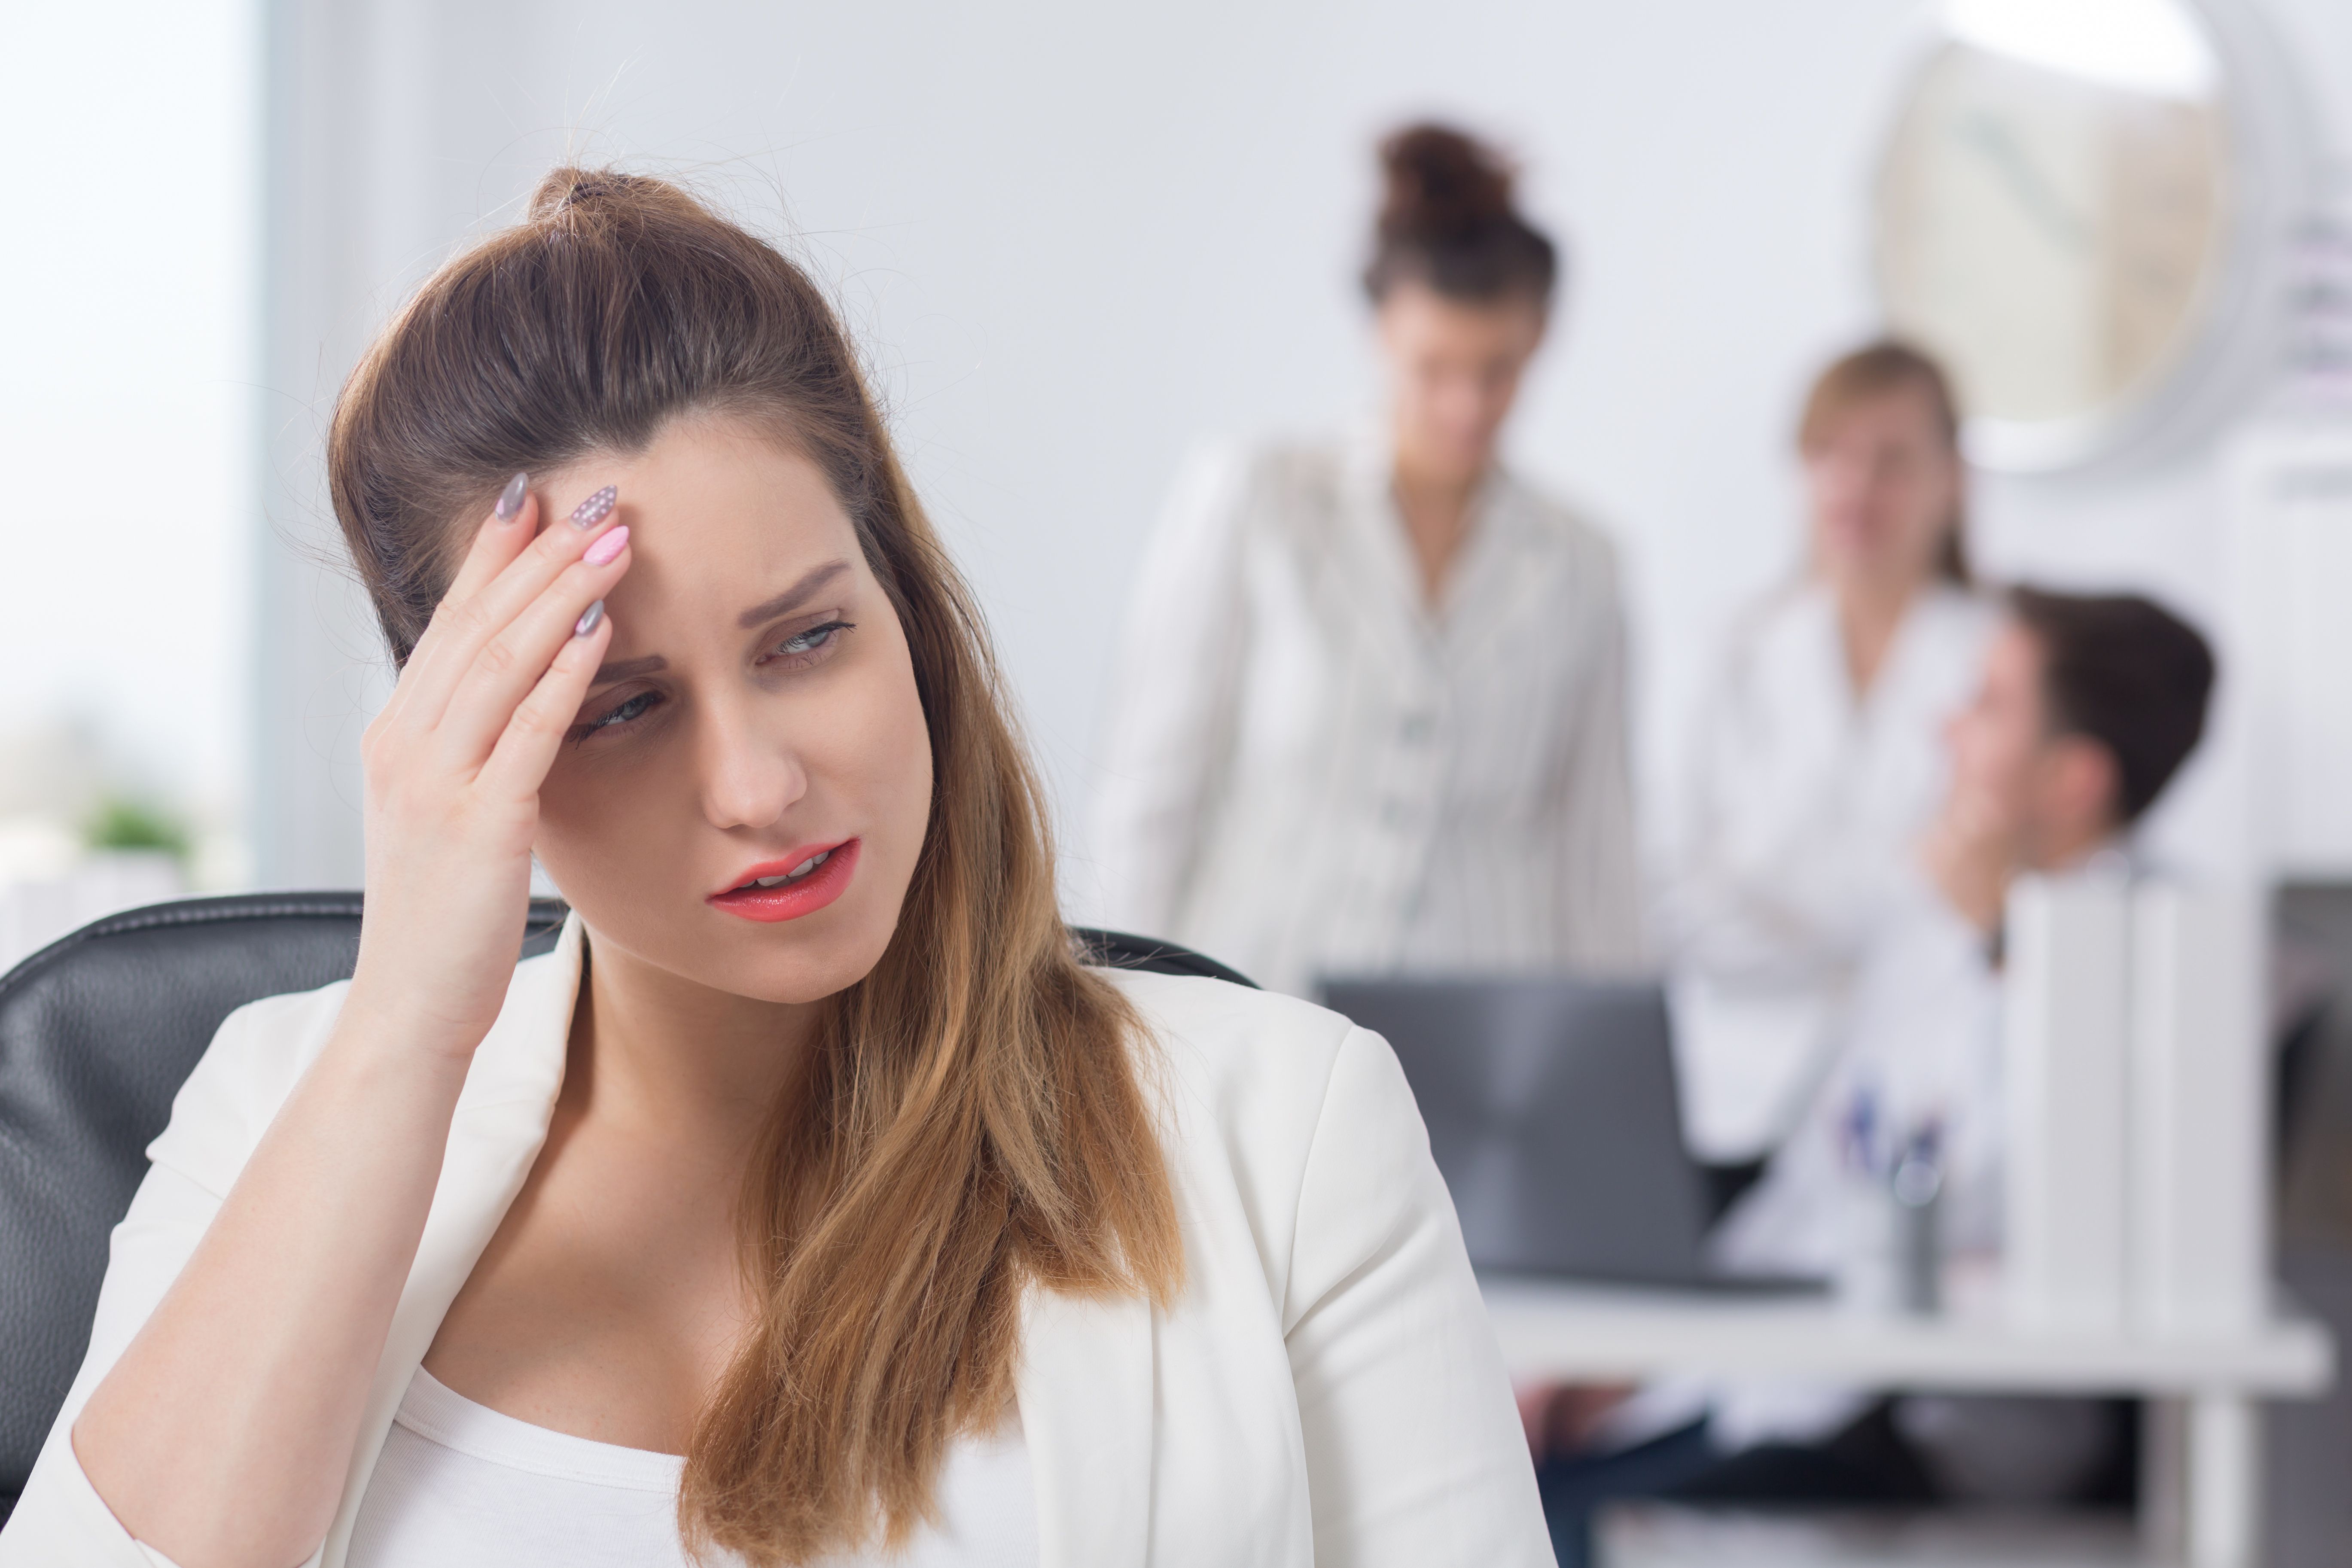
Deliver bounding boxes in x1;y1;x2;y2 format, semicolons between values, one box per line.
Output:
0;170;1547;1568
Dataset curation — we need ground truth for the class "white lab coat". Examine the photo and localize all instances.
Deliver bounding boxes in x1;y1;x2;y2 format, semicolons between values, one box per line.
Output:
1091;433;1642;998
1712;864;2005;1281
1664;579;1998;1160
1598;858;2006;1456
1671;862;2008;1451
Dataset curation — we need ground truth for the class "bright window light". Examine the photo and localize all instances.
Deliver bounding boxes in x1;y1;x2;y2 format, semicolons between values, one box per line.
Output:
1943;0;2219;98
0;0;257;896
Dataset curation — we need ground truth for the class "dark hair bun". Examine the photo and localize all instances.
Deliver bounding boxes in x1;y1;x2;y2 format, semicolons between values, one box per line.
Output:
1364;122;1558;304
1377;123;1517;243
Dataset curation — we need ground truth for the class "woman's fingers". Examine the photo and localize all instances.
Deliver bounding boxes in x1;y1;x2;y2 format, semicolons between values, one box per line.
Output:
444;475;537;602
370;482;533;738
476;603;613;804
396;478;542;698
396;484;623;736
435;528;633;767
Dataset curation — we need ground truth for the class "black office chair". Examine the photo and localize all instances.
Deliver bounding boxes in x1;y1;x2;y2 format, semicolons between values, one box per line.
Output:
0;892;1249;1521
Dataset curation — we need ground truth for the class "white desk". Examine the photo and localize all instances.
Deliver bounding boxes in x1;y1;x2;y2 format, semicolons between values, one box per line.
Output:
1483;1277;2335;1568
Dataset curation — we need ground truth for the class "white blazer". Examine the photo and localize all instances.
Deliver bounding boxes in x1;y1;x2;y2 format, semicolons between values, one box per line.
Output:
1663;580;1997;1161
1091;434;1642;999
1;916;1550;1568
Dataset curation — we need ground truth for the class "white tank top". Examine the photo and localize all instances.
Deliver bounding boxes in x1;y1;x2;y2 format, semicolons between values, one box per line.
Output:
345;1367;1038;1566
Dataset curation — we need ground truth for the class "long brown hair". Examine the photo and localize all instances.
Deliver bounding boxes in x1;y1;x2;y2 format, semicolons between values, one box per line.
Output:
1797;338;1971;584
326;168;1182;1563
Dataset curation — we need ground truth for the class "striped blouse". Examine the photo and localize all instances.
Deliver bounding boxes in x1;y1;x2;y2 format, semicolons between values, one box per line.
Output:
1090;432;1643;998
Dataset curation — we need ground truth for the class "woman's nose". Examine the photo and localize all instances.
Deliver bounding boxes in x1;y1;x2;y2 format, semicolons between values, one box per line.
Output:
695;706;807;832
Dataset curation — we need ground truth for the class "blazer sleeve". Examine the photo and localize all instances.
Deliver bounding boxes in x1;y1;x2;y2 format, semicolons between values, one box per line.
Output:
1088;443;1254;940
1280;1027;1554;1567
0;992;340;1568
0;1160;224;1568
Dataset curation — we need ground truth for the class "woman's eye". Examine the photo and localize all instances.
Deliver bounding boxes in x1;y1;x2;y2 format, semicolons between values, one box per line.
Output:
763;619;855;666
578;690;661;737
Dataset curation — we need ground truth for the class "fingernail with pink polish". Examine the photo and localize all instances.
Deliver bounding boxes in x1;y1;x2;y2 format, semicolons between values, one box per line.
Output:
494;472;528;521
575;600;606;637
568;484;617;530
583;525;629;566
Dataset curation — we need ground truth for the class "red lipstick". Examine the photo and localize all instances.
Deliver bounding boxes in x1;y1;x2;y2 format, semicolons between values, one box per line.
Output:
706;839;860;923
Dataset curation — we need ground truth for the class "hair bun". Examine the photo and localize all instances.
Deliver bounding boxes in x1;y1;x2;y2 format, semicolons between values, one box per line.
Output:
1377;123;1517;242
526;166;704;225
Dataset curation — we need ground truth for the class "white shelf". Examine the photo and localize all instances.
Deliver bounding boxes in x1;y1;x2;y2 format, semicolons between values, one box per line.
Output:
1481;1276;2334;1397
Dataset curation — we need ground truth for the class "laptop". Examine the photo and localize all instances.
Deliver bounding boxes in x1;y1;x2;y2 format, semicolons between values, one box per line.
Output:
1318;975;1819;1293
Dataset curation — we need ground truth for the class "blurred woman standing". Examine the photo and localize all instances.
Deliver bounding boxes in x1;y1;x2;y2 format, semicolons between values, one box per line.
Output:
1665;343;1994;1168
1093;123;1640;996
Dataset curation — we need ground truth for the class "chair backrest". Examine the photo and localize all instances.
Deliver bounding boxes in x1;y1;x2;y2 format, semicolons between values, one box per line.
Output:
0;894;1245;1510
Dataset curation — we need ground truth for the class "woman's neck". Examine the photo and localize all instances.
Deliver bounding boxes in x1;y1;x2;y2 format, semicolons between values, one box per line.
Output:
1390;455;1484;608
1832;571;1926;700
569;938;816;1151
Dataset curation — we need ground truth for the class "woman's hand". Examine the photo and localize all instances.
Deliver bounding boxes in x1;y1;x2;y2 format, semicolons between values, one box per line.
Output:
69;477;632;1567
345;478;631;1057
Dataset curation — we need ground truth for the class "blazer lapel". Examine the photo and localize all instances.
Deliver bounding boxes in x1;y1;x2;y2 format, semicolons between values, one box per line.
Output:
317;916;585;1566
1015;1286;1155;1568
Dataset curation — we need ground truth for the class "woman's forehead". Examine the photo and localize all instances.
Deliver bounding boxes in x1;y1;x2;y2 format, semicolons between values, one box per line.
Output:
564;423;871;627
594;421;856;548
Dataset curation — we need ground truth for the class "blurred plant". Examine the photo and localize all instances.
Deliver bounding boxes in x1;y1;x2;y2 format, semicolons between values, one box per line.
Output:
82;796;192;862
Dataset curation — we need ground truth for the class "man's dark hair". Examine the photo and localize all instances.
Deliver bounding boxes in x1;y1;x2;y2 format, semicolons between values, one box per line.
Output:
2010;587;2217;826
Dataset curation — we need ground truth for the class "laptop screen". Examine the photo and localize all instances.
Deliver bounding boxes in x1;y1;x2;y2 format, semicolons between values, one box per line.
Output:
1319;976;1718;1287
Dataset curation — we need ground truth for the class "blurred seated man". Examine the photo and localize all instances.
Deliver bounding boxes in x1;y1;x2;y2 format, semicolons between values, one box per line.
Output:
1533;587;2217;1567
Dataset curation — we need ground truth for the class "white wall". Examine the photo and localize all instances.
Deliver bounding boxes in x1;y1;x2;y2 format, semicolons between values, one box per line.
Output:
256;0;2352;902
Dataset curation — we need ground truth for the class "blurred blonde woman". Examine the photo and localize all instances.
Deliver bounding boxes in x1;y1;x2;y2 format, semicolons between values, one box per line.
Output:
1665;342;1995;1169
1094;123;1640;996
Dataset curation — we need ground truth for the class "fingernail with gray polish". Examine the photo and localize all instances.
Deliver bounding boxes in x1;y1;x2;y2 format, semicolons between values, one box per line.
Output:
494;472;528;521
569;484;618;530
575;600;606;637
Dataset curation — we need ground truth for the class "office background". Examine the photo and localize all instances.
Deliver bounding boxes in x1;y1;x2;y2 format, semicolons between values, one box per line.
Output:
6;0;2352;1556
12;0;2346;910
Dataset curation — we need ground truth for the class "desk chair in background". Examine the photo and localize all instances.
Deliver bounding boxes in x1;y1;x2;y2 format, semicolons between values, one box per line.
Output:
0;893;1245;1524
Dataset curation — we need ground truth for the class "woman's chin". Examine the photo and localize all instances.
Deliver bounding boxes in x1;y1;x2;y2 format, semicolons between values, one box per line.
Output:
696;911;899;1005
570;898;894;1009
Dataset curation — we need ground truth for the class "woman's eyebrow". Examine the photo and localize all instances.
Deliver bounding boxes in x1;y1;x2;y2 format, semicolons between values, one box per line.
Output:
737;560;853;628
591;654;668;685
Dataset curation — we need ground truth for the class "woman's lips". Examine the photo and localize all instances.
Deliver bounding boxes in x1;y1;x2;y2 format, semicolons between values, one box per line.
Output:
707;839;861;923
